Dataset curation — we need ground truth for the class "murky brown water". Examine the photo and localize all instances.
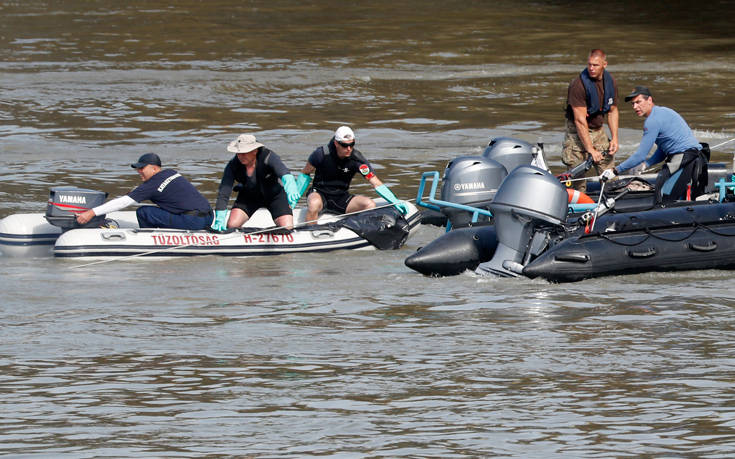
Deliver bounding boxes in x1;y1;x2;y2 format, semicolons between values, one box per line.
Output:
3;1;735;456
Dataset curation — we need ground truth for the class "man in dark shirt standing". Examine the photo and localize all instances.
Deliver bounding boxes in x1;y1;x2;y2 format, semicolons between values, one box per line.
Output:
75;153;212;230
292;126;409;224
562;48;619;191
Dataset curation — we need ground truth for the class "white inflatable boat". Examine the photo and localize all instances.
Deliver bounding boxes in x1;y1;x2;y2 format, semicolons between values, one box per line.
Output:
0;189;420;258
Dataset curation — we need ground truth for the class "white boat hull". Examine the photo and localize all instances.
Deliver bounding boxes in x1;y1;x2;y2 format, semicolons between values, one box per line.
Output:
0;201;420;258
0;211;138;258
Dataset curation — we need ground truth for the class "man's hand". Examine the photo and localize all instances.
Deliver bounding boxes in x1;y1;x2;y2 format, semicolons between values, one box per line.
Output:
76;209;95;225
628;163;646;176
589;148;604;163
600;168;617;182
608;139;619;155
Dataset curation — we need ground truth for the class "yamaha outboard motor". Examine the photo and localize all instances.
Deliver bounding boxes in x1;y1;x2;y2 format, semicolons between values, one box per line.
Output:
475;165;568;277
45;187;108;230
482;137;548;172
440;156;507;228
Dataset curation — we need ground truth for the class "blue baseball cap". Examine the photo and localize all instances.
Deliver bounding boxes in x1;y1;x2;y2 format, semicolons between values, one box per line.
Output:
131;153;162;169
624;86;652;102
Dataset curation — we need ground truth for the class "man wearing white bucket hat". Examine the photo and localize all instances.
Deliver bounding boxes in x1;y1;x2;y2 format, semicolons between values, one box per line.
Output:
211;134;300;231
291;126;409;223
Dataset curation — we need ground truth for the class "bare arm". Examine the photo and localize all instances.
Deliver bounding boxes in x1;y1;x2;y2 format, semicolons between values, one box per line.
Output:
367;175;383;188
572;105;603;162
607;104;619;156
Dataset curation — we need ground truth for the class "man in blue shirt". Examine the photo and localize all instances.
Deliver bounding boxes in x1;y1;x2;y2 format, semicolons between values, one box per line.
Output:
76;153;212;230
601;86;708;202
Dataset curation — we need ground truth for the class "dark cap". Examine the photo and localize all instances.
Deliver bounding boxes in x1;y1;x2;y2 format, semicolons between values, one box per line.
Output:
131;153;162;169
624;86;653;102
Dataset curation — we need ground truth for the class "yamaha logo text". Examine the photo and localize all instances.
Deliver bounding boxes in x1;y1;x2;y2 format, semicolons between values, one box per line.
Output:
58;195;86;204
453;182;486;191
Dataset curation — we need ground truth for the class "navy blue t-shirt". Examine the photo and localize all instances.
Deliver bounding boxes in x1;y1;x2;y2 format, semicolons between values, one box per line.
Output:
309;141;375;196
128;169;211;214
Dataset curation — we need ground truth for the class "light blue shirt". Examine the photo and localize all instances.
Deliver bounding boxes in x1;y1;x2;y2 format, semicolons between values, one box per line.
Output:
617;105;700;173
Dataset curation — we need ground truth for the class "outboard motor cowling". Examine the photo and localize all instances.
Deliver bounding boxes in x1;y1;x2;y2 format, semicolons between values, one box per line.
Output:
475;165;568;277
483;137;548;172
440;156;507;228
45;187;108;230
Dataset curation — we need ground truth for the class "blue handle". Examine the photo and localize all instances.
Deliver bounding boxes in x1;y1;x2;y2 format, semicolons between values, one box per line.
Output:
714;177;735;202
417;170;605;224
415;171;493;230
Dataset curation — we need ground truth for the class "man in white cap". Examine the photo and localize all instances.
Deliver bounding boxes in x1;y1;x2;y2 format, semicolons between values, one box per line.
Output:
75;152;212;230
211;134;300;231
290;126;409;223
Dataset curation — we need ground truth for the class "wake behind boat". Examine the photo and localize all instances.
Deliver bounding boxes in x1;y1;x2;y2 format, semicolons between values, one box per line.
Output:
0;187;421;258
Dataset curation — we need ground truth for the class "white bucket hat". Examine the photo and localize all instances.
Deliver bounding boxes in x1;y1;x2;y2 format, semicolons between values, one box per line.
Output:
227;134;263;153
334;126;355;143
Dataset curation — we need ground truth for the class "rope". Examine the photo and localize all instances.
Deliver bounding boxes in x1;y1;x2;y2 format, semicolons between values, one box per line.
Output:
593;220;735;247
711;137;735;150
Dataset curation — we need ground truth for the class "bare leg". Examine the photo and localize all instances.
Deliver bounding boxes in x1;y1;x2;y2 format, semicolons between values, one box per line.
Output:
227;208;249;228
305;191;323;225
274;214;294;229
345;195;375;213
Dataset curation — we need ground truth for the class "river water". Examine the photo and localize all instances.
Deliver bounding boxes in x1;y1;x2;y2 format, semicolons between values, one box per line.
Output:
3;1;735;457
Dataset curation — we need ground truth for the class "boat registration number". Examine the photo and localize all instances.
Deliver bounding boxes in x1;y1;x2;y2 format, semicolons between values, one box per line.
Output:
243;233;295;243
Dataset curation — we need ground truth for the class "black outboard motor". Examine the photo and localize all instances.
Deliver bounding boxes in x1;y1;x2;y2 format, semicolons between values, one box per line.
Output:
482;137;548;172
439;156;507;228
45;187;108;230
475;165;569;277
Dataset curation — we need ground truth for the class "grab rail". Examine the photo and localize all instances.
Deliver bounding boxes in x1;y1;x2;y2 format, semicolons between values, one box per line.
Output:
416;171;600;226
714;177;735;201
416;171;494;231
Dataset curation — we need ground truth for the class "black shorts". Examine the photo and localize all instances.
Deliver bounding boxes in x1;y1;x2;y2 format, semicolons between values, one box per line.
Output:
311;189;354;214
234;189;292;219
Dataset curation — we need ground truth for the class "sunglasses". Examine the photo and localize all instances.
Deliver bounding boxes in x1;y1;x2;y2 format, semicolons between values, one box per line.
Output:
337;140;355;148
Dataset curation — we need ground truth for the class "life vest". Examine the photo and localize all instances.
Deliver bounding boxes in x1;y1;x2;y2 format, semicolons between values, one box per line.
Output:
311;140;372;195
580;68;615;116
567;188;594;204
228;148;283;197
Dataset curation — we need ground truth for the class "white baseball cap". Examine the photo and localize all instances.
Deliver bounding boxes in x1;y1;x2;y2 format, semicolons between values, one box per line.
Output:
227;134;263;153
334;126;355;143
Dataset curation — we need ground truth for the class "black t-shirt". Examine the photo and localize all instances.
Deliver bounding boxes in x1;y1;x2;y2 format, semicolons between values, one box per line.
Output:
309;141;375;196
128;169;211;214
214;148;291;210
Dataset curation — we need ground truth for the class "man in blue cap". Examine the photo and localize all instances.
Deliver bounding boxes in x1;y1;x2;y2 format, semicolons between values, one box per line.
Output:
601;86;708;202
76;152;212;229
